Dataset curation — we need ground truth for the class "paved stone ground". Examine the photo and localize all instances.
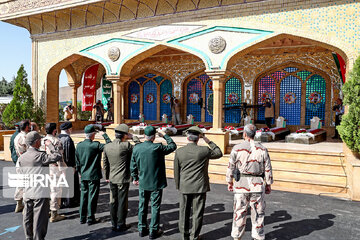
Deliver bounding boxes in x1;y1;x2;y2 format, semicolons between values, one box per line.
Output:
1;160;360;240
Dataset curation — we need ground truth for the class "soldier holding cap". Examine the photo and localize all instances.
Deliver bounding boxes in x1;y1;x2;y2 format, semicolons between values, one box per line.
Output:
174;126;223;240
10;122;21;164
131;126;177;239
103;124;140;232
75;124;111;225
58;121;80;207
17;131;63;240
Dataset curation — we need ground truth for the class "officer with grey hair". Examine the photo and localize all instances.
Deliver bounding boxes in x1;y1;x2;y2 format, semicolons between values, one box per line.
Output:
174;126;223;240
103;124;140;232
226;124;273;240
76;124;111;225
131;126;177;239
17;131;63;240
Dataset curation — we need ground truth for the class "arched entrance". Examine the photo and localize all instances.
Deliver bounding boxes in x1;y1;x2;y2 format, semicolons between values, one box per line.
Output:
125;71;173;121
46;54;106;125
254;63;331;126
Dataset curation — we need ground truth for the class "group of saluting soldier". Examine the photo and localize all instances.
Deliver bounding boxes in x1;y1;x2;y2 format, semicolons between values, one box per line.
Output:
10;118;273;240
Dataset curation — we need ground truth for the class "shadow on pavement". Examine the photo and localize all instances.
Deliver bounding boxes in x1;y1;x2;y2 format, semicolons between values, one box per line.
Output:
266;214;335;240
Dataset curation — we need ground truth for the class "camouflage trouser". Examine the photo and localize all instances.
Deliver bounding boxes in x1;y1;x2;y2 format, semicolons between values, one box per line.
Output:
50;180;62;211
231;192;265;240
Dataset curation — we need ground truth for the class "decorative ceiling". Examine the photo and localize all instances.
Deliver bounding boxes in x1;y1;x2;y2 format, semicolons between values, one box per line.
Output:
1;0;270;35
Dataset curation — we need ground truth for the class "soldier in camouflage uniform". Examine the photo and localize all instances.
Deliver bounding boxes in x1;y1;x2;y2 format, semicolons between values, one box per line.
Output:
13;119;31;213
226;124;273;240
41;123;67;222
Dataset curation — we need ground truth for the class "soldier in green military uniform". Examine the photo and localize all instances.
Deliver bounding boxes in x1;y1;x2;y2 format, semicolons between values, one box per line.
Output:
131;126;177;239
103;124;140;232
75;124;111;225
174;126;223;240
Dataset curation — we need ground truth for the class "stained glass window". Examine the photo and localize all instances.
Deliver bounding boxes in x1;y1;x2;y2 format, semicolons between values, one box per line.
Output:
160;79;172;120
305;75;326;125
128;81;140;119
186;78;202;122
272;71;286;82
257;76;276;122
280;75;302;125
225;77;242;123
297;70;312;82
284;67;298;73
143;80;157;120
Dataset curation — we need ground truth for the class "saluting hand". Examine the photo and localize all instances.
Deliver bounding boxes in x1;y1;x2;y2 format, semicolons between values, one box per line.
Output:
157;131;165;138
202;135;210;144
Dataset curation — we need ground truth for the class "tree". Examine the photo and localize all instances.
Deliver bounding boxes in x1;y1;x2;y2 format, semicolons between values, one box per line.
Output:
2;65;35;128
338;56;360;152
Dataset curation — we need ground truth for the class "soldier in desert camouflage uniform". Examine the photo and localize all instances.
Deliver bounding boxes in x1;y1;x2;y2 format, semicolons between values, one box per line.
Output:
41;123;67;222
226;124;273;240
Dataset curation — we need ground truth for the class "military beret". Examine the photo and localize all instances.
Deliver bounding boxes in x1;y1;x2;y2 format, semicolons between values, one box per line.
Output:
84;124;96;134
25;131;42;146
115;124;129;133
144;126;156;136
60;122;72;130
186;126;202;135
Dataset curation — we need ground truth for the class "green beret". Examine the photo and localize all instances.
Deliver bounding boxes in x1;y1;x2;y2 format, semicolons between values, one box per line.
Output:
144;126;156;136
84;124;96;134
25;131;42;146
115;124;129;133
186;126;202;135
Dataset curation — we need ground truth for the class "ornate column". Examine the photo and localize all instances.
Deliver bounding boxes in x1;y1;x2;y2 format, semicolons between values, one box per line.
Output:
69;84;79;121
205;70;229;153
105;75;130;139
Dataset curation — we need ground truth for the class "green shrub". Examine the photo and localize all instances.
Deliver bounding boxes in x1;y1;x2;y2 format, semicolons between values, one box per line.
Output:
338;56;360;152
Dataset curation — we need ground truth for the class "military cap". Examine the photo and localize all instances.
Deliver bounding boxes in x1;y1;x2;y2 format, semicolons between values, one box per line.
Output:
144;126;156;136
115;124;129;133
60;122;73;130
25;131;42;146
84;124;96;134
186;126;202;135
15;122;21;126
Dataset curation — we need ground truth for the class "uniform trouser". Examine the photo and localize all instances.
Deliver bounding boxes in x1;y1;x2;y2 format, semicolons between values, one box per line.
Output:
106;111;113;121
79;180;100;222
110;182;129;228
50;178;62;211
265;117;272;128
232;192;265;240
138;188;163;233
179;193;206;240
62;169;80;207
23;198;50;240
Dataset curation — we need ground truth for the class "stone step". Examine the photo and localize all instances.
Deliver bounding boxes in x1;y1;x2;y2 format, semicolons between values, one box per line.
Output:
268;151;343;164
272;169;346;186
165;169;349;199
271;160;345;175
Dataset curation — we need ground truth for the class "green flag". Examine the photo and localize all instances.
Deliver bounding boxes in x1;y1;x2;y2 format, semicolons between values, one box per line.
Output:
102;76;112;110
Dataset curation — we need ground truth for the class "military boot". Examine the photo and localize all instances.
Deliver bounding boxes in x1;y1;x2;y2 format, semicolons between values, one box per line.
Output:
14;200;24;213
50;210;66;222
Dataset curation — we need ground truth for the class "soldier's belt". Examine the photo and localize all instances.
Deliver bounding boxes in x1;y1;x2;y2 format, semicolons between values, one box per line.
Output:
240;173;264;178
